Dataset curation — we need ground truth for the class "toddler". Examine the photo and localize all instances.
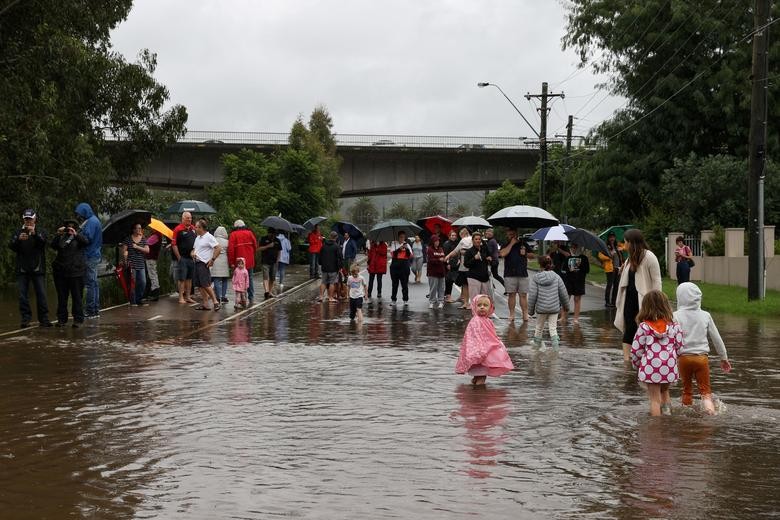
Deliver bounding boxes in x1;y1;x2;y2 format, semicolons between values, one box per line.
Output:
456;295;514;386
673;282;732;414
630;290;684;416
232;257;250;309
528;255;570;349
346;264;367;322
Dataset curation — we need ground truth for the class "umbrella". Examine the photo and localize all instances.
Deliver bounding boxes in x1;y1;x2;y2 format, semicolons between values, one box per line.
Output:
115;263;135;301
302;216;327;231
487;205;559;229
367;219;422;243
290;223;307;235
565;228;609;255
261;215;294;234
416;215;452;236
531;224;575;242
102;209;152;245
451;215;492;230
165;200;217;215
332;221;364;239
148;217;173;240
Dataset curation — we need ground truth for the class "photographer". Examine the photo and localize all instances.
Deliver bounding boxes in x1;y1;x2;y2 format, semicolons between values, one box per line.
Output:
8;209;52;328
51;218;88;327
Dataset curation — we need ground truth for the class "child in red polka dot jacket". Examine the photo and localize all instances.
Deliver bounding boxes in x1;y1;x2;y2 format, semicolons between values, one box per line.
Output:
630;290;684;417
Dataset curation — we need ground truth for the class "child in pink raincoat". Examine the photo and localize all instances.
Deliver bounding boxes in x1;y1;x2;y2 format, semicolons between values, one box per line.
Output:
232;257;250;309
456;294;515;386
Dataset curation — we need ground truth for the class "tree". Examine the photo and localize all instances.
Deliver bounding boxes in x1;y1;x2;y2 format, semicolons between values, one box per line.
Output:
562;1;780;223
0;0;187;282
416;194;444;219
386;202;415;221
481;180;529;218
349;197;380;232
307;106;342;209
450;203;471;219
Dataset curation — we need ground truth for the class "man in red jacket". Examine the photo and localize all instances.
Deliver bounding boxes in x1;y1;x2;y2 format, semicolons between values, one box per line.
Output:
228;219;258;303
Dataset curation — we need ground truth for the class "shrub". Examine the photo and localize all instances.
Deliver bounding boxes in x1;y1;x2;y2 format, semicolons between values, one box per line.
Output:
703;226;725;256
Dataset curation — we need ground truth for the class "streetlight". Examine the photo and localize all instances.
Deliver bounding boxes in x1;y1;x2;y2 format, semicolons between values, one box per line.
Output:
477;82;539;138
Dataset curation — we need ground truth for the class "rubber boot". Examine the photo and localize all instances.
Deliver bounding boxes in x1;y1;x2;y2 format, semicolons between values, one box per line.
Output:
532;335;542;348
550;335;560;350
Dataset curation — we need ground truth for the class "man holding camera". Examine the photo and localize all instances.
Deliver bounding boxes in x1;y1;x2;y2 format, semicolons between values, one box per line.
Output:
9;209;52;328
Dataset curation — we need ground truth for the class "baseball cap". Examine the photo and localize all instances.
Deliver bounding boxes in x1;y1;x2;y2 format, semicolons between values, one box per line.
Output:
233;219;246;228
22;209;36;219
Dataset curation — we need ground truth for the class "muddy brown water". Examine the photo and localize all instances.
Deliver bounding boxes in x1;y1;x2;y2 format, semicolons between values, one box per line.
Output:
0;281;778;519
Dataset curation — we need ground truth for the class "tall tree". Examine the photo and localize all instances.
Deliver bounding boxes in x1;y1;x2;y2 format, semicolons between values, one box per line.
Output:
349;197;379;232
481;180;529;218
416;194;445;219
0;0;187;282
386;202;415;221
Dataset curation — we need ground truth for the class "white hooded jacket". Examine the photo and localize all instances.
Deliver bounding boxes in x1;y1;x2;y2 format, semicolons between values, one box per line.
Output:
673;282;728;359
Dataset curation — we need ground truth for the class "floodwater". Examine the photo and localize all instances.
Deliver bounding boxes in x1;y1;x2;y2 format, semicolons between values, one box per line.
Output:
0;282;778;519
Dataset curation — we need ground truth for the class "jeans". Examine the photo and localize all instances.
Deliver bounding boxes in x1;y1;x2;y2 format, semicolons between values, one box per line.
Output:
490;263;505;287
277;262;287;285
309;253;320;277
676;261;691;284
368;272;383;297
428;276;445;304
212;277;229;300
85;256;100;316
247;268;255;301
54;275;84;324
605;271;618;304
130;268;146;305
390;264;410;302
17;274;49;324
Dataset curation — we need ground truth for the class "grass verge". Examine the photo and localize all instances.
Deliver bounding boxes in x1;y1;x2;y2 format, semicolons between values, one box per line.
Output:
661;279;780;317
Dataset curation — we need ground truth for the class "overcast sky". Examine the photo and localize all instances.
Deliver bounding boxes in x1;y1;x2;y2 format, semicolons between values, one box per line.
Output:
111;0;623;139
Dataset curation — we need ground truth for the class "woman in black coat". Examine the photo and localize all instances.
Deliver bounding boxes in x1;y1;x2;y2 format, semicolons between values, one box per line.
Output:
50;218;88;327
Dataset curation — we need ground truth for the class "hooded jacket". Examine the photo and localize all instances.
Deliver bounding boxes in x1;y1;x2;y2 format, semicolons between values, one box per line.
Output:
50;230;88;278
210;226;230;277
528;270;570;315
673;282;728;359
318;238;342;273
75;203;103;259
455;295;514;376
367;242;388;274
630;320;684;384
227;226;258;269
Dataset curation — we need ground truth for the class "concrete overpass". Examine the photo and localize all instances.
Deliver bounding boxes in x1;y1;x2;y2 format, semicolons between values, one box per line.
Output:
139;131;567;196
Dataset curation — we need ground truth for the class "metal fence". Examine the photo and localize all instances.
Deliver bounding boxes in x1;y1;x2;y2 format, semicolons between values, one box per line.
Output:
682;235;703;256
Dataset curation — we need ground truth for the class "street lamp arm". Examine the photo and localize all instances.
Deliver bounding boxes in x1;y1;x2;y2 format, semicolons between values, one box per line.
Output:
478;82;540;138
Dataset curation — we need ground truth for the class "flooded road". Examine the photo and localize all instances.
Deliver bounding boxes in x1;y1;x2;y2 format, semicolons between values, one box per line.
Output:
0;278;778;519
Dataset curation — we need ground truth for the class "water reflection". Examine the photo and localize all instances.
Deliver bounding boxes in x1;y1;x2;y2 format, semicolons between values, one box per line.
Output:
452;385;510;479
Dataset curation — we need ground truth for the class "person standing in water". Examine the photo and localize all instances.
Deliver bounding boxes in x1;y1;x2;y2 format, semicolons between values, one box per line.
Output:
346;264;367;322
455;294;514;386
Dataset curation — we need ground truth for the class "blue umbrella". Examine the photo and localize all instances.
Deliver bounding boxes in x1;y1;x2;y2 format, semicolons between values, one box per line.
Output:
531;224;575;242
332;221;364;239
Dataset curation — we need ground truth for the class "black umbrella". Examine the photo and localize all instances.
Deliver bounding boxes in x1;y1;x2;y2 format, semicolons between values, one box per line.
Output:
102;209;152;245
302;216;327;231
261;215;293;234
332;221;364;239
165;200;217;215
291;223;307;235
565;228;608;255
367;219;422;243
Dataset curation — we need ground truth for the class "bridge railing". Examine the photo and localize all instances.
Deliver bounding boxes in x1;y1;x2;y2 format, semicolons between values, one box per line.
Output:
171;130;586;150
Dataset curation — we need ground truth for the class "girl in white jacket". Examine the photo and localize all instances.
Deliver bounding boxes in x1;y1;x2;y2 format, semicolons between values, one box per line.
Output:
673;282;732;414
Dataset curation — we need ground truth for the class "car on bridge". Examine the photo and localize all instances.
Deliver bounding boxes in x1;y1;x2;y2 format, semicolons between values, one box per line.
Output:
371;139;395;146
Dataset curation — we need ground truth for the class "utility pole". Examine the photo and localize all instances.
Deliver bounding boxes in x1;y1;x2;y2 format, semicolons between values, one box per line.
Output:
748;0;770;300
526;82;564;210
555;116;585;224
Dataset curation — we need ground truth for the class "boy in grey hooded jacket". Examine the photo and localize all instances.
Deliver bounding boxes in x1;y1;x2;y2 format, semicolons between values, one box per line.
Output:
528;255;570;348
673;282;732;414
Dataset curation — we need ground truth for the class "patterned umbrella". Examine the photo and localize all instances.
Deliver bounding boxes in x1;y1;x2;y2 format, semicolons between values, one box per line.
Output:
531;224;575;242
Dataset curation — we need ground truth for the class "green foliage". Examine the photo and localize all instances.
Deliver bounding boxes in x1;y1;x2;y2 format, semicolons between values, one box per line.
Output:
0;0;187;283
386;202;415;221
703;226;726;256
349;197;379;232
481;180;528;218
561;1;780;228
450;203;471;219
661;278;780;316
416;194;444;219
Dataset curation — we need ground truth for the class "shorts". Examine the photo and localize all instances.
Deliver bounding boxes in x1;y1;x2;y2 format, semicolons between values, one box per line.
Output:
456;271;468;287
192;261;211;288
176;257;194;281
504;276;529;294
322;271;339;285
261;263;276;281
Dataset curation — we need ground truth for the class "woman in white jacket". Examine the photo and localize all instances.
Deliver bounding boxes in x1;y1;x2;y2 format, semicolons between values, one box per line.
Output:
614;229;662;361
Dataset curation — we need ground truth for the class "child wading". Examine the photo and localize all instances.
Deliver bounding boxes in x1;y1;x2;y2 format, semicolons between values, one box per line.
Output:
347;264;367;322
455;295;514;386
673;282;732;414
232;257;250;309
630;290;684;416
528;255;570;349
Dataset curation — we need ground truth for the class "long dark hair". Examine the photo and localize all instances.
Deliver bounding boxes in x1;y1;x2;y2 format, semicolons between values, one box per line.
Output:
624;229;648;272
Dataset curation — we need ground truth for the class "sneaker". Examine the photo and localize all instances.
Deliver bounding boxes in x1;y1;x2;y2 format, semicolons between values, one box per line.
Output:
390;300;396;306
403;301;408;306
264;292;271;299
438;302;445;309
221;297;229;303
85;313;100;319
661;403;672;416
428;303;434;309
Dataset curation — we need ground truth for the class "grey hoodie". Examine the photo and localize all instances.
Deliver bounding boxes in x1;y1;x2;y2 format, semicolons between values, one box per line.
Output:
528;270;570;315
673;282;728;359
210;226;230;278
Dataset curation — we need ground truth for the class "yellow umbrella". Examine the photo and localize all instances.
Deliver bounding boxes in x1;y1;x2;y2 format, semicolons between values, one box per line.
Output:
148;217;174;240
